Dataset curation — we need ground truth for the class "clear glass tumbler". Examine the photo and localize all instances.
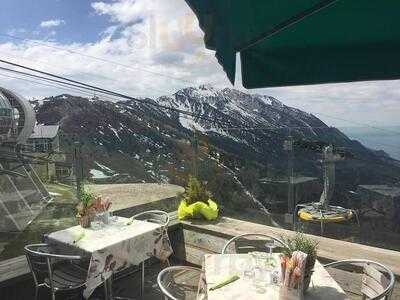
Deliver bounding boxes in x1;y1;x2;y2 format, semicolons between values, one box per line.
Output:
91;214;104;230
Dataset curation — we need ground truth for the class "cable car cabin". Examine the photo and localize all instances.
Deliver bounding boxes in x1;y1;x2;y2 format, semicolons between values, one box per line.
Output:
0;87;35;146
0;91;14;144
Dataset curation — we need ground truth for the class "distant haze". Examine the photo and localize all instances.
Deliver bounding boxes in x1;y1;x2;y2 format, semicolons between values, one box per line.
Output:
339;126;400;160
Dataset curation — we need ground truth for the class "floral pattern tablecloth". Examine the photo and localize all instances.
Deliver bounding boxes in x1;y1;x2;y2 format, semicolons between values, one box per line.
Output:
47;217;173;298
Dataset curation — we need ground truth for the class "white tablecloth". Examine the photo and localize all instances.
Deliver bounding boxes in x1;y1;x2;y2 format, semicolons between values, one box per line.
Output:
202;254;348;300
47;217;173;298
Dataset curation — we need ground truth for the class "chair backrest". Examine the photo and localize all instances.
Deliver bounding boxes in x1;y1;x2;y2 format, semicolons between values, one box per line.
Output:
24;244;82;290
362;264;392;300
324;259;395;300
221;233;288;254
131;210;170;227
157;266;203;300
24;243;51;286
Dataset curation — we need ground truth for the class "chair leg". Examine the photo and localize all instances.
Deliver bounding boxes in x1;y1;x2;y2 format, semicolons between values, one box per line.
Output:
51;291;56;300
104;279;109;300
141;261;145;298
34;286;39;300
108;277;113;300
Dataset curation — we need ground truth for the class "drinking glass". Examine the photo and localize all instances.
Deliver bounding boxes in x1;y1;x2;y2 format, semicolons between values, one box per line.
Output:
243;268;254;281
265;240;276;259
109;211;118;223
91;214;104;230
265;240;277;270
101;211;110;225
270;270;280;286
241;257;254;281
253;265;267;293
251;252;270;292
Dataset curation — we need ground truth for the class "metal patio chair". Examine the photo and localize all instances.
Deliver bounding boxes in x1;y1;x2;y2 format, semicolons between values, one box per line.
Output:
324;259;395;300
114;210;170;299
157;266;204;300
24;243;87;300
221;233;288;254
131;210;170;228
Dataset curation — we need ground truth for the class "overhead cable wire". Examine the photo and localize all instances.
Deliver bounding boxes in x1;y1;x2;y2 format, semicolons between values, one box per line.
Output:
3;61;400;153
2;57;400;152
0;49;170;96
0;71;104;99
0;58;232;127
2;34;398;137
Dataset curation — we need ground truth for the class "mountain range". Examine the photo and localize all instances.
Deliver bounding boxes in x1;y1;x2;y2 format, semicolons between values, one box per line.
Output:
33;85;400;210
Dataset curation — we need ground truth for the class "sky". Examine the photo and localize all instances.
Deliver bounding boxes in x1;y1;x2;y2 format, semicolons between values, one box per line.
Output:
0;0;400;128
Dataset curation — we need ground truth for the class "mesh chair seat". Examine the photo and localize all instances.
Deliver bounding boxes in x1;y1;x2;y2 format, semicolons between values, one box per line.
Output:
24;243;89;300
157;266;203;300
44;261;87;291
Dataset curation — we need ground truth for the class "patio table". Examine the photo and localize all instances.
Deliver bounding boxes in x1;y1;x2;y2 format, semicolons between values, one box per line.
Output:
47;216;173;299
202;254;348;300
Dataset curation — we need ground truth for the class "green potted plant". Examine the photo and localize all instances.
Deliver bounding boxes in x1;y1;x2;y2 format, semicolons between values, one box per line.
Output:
76;186;96;228
178;176;219;221
281;232;318;292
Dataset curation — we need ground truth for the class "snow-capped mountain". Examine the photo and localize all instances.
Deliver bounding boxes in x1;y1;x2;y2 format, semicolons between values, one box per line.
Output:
158;84;323;137
34;85;400;209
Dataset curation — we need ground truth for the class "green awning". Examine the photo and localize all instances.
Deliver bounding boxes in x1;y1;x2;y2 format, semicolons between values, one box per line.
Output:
185;0;400;88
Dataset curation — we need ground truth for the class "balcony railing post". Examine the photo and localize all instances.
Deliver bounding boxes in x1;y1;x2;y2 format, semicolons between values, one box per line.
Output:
286;133;295;214
73;141;83;199
191;129;199;178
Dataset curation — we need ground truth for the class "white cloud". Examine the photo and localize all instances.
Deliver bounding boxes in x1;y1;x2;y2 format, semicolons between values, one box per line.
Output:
0;0;223;99
40;19;66;28
0;0;399;128
91;0;151;24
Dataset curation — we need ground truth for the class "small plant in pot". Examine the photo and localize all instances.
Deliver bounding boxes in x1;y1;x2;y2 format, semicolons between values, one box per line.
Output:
76;186;96;228
281;232;318;292
178;176;219;221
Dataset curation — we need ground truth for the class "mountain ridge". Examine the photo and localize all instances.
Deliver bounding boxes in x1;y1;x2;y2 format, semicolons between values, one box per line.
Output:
33;85;400;209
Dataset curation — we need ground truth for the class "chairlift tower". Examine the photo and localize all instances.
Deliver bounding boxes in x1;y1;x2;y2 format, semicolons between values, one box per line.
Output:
296;145;355;236
284;130;295;218
191;129;199;178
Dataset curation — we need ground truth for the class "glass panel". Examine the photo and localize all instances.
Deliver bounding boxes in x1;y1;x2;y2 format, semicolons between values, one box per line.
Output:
1;89;400;265
0;141;77;260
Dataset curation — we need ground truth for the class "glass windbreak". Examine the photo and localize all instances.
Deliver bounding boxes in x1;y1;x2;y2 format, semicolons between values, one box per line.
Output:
1;88;400;263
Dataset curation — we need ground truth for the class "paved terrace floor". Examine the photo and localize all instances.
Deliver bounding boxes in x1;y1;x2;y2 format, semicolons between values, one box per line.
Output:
88;183;184;212
2;259;192;300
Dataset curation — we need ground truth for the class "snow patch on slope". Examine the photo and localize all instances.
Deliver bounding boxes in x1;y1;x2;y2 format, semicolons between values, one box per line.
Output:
90;169;110;179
